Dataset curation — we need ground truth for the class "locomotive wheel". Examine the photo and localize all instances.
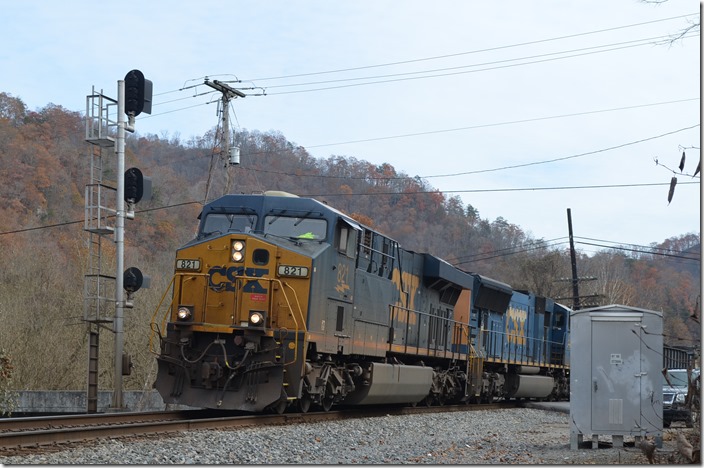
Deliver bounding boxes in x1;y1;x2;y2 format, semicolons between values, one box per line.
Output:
321;383;334;412
272;398;287;414
268;389;289;414
298;393;312;413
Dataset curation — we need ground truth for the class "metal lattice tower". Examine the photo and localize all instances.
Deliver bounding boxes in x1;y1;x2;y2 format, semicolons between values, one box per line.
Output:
84;88;117;323
83;88;118;412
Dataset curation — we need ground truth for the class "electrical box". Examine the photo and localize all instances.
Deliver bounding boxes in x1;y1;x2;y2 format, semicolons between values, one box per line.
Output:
569;304;662;449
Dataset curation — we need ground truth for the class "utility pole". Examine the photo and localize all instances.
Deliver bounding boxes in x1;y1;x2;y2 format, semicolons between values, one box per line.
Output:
567;208;580;310
204;79;244;195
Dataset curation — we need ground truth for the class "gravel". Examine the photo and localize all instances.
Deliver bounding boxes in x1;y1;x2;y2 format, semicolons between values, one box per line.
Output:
0;407;693;464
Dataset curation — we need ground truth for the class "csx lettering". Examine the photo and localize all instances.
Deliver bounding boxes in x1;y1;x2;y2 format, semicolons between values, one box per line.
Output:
334;263;350;294
208;266;269;293
506;306;527;346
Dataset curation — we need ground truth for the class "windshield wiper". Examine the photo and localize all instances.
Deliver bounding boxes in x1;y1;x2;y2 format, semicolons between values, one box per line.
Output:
293;211;314;226
267;209;287;225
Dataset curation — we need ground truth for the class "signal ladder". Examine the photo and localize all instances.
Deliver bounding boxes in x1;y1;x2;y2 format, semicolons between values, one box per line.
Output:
83;89;118;413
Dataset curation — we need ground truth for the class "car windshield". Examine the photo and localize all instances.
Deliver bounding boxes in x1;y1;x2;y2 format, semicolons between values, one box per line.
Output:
202;213;257;236
264;215;327;240
666;370;691;386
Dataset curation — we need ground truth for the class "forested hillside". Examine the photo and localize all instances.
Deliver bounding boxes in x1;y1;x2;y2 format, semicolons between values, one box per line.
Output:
0;92;699;393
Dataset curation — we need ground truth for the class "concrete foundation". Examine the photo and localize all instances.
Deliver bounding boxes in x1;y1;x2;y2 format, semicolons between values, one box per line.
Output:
11;390;197;414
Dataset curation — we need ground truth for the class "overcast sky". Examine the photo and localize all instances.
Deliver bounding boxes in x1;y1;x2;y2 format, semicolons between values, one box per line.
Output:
1;0;701;252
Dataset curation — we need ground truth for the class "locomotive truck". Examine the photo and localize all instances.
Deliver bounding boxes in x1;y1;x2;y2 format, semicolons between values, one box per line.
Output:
150;191;570;413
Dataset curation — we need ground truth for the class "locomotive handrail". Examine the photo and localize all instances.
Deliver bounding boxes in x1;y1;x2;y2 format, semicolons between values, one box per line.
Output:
149;274;176;354
480;327;567;367
149;273;212;354
149;272;306;368
388;304;474;361
228;273;306;367
278;279;308;366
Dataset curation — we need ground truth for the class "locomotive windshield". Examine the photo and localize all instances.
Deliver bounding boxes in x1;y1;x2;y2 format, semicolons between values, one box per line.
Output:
202;213;257;237
265;215;327;240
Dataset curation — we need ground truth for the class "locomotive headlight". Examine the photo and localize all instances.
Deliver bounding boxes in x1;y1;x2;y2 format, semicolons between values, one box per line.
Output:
176;306;193;321
249;311;265;326
232;240;245;262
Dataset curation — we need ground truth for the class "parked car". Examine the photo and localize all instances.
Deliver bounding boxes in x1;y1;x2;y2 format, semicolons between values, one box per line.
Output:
663;368;700;428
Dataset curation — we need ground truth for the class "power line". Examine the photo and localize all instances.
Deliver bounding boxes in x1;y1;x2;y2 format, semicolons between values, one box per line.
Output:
299;104;699;158
139;98;699;170
225;122;700;182
136;16;699;117
245;13;698;82
574;235;701;256
302;181;699;197
0;219;83;235
260;33;695;93
422;124;700;179
263;32;699;95
453;234;700;265
452;237;569;263
2;179;697;238
132;13;698;104
453;240;572;266
575;240;700;261
0;201;202;237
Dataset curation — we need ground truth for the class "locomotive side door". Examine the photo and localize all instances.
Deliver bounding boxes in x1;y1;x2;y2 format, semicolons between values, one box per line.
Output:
327;219;360;352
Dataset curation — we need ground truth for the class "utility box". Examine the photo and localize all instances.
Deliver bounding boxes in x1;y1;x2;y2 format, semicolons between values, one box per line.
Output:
569;304;662;450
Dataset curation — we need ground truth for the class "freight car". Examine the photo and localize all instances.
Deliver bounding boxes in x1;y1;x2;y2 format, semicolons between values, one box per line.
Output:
150;191;570;413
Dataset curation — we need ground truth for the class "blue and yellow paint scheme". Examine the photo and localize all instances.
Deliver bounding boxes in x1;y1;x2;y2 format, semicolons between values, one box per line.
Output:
151;191;570;412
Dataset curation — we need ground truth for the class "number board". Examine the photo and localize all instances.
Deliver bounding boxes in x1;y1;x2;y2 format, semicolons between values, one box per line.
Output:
176;259;201;271
278;265;309;278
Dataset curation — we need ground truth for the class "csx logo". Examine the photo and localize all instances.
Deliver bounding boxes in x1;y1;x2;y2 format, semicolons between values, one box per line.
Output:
506;306;527;346
208;266;268;293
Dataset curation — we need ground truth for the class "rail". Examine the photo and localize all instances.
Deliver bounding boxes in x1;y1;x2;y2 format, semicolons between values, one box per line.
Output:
0;403;516;452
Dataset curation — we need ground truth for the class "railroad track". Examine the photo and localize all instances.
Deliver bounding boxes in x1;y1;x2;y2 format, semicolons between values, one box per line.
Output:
0;403;513;453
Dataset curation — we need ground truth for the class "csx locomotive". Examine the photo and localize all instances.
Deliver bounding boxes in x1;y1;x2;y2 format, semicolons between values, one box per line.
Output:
151;191;570;413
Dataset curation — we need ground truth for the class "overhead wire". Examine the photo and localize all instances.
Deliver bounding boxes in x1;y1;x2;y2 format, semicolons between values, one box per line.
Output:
135;15;699;116
451;237;570;263
137;97;698;171
574;235;702;255
244;13;698;82
453;240;573;265
301;180;699;197
2;177;698;238
259;32;697;94
262;33;699;95
574;241;701;261
157;118;698;183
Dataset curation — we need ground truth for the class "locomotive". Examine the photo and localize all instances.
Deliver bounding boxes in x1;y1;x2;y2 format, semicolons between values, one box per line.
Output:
151;191;570;413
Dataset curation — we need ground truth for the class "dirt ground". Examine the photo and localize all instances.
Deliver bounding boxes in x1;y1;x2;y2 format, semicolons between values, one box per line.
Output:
534;423;700;465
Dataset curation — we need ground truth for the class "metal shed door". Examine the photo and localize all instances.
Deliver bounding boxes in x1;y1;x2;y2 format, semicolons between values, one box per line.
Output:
591;319;641;431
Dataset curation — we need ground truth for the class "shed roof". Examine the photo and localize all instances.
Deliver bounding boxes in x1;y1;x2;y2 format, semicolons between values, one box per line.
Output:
571;303;663;317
